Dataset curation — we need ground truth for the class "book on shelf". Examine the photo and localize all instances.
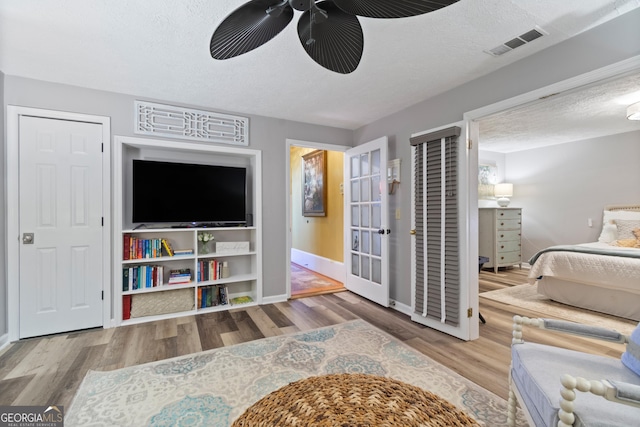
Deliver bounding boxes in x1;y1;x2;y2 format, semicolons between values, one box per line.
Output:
173;249;194;256
122;295;132;320
198;284;229;309
122;265;164;291
123;236;167;260
168;268;191;284
161;238;174;256
123;234;131;260
197;259;225;282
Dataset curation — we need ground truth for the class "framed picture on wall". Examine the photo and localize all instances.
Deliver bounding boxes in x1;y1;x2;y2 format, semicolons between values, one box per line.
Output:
478;164;498;199
302;150;327;217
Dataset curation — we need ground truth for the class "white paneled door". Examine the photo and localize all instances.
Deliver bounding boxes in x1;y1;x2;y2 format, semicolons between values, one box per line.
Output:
19;116;104;338
344;137;389;307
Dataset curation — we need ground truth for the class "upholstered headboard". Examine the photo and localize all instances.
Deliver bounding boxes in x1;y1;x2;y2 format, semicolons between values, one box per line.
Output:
605;204;640;212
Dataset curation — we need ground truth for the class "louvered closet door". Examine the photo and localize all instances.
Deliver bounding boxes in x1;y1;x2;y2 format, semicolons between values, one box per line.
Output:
410;125;477;340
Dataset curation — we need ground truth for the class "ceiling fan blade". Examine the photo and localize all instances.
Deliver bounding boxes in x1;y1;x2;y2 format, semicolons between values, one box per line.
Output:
297;1;363;74
332;0;459;18
210;0;294;60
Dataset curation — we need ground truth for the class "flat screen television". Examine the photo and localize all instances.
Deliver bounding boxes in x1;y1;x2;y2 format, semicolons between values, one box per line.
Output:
132;159;247;225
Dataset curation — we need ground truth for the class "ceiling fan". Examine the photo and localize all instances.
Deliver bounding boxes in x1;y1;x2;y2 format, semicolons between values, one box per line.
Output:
210;0;460;74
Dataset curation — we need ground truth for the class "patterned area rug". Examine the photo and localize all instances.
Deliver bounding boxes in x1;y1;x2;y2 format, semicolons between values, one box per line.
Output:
481;284;637;334
66;320;525;426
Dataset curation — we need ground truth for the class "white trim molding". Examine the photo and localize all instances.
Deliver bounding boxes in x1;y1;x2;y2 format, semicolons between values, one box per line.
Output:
291;249;346;283
135;101;249;146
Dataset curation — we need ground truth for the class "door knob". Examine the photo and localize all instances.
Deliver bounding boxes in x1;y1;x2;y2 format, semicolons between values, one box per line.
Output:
23;233;34;244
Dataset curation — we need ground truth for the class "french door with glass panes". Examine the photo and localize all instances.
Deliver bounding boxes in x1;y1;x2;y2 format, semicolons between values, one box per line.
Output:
344;137;390;306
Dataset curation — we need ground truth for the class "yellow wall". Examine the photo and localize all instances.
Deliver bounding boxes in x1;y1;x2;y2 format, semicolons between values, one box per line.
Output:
290;147;344;262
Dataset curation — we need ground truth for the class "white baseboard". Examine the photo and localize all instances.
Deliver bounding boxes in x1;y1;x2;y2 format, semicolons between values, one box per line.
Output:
390;300;412;316
262;294;288;305
291;248;345;283
0;333;10;351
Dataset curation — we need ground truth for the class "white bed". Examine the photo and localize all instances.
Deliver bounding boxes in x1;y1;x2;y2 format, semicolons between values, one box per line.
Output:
527;204;640;321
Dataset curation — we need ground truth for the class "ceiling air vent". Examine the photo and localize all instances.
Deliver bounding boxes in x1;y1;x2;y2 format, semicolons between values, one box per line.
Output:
485;26;547;57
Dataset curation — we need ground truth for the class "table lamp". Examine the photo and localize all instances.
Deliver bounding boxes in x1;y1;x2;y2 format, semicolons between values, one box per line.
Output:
494;183;513;207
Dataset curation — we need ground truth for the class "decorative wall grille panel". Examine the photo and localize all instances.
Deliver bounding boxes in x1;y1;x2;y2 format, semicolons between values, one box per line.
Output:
412;130;460;326
134;101;249;146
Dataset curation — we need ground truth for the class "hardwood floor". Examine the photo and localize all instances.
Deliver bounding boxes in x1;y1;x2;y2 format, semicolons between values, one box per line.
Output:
290;262;345;298
0;267;628;410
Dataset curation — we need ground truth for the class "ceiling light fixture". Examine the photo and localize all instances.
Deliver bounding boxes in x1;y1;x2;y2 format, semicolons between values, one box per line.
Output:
209;0;460;74
627;101;640;120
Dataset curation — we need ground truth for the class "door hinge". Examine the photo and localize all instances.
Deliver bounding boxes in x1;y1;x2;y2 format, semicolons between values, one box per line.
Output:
101;291;104;300
101;143;104;153
467;308;473;318
467;139;473;149
101;217;104;226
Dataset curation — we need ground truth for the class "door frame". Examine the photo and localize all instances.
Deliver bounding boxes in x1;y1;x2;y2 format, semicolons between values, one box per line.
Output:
284;139;351;299
6;106;111;342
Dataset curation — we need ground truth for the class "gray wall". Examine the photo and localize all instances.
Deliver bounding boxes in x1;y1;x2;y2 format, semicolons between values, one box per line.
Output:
354;8;640;307
505;130;640;260
3;77;353;304
0;71;6;336
2;7;640;335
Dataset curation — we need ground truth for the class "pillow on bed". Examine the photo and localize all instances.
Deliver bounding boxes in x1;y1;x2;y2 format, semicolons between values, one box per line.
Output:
603;210;640;224
599;210;640;243
598;220;618;243
613;238;640;248
612;227;640;248
615;220;640;240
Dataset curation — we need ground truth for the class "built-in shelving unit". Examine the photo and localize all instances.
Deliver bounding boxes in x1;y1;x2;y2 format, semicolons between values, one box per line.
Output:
113;136;262;326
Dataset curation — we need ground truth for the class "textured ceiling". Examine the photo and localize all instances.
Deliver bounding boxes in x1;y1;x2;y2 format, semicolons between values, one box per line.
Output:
1;0;640;133
479;70;640;153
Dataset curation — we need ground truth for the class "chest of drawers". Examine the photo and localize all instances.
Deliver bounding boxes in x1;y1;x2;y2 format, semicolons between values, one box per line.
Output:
479;208;522;273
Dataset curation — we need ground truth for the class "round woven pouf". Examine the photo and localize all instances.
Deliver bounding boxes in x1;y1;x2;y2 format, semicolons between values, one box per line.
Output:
232;373;480;426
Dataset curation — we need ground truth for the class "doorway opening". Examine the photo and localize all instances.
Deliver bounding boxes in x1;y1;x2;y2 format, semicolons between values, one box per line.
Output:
286;140;350;299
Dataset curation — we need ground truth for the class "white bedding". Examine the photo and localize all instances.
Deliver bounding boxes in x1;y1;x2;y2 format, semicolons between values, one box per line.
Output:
527;242;640;294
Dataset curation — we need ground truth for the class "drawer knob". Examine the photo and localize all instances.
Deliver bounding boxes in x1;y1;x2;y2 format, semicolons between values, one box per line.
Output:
500;222;504;226
500;245;504;249
500;234;504;238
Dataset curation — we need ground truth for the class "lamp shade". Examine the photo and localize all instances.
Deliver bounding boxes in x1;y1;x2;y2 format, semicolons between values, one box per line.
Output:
494;183;513;197
628;102;640;120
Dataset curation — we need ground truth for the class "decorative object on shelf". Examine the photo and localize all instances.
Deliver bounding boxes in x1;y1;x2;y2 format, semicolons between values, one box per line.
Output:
209;0;459;74
494;183;514;207
198;232;215;254
478;164;498;199
302;149;327;217
134;101;249;146
222;261;230;279
216;241;250;254
627;101;640;120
